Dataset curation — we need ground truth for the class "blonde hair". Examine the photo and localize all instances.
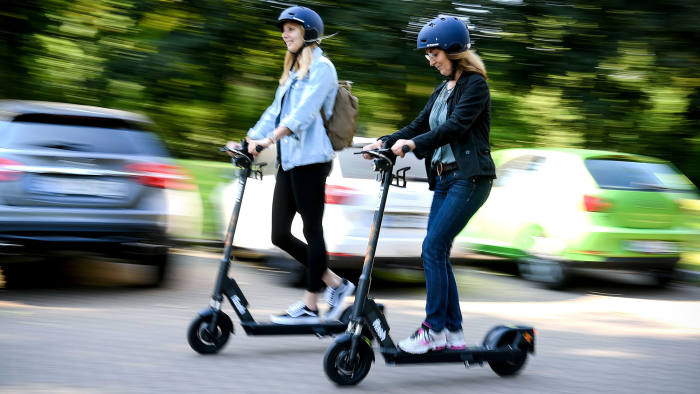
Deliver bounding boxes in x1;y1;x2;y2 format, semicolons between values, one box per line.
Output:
279;26;317;85
448;49;487;80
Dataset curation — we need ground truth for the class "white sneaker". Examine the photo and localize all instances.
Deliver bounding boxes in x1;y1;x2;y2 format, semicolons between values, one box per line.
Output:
324;279;355;321
444;328;466;350
270;301;320;325
397;323;446;354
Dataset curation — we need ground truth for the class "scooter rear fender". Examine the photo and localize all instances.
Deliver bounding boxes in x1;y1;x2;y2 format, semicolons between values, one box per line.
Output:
482;325;535;354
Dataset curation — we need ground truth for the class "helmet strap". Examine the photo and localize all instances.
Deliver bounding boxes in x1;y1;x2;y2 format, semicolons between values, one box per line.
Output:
288;41;306;56
449;59;458;81
288;42;307;72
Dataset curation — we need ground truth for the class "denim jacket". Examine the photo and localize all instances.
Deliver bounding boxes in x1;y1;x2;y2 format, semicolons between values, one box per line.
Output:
248;46;337;170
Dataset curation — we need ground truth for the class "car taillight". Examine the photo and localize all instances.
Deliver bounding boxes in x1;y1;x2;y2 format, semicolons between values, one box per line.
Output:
325;184;358;205
0;158;23;181
125;162;196;190
583;195;612;212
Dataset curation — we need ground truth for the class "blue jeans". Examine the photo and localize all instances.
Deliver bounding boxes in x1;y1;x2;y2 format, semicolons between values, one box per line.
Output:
422;171;492;332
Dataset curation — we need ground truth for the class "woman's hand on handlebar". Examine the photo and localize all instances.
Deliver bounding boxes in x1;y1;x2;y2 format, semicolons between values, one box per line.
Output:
361;140;384;160
247;138;270;157
225;141;242;157
391;139;415;158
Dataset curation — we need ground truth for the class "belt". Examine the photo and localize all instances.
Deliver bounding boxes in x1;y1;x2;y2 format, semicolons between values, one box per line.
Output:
434;162;459;176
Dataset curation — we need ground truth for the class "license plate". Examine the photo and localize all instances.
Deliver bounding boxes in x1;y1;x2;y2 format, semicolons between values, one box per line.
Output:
624;240;680;254
383;214;427;229
30;177;128;199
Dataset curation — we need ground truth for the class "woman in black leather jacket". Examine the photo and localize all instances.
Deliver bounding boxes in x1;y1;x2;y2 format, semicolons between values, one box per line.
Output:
363;16;495;354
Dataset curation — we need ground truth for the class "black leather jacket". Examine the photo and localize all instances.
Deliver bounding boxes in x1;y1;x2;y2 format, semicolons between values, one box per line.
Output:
381;71;496;190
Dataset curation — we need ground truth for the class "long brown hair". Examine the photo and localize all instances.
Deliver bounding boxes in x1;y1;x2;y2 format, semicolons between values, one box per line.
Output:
279;26;317;85
448;49;487;80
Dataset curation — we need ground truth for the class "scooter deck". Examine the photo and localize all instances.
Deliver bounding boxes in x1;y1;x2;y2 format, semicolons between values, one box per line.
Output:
240;320;347;336
381;346;524;365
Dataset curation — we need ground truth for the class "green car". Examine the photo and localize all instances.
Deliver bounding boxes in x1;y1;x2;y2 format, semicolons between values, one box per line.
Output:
455;148;700;288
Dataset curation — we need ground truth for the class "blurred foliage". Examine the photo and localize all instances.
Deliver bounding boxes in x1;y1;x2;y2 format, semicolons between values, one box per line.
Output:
2;0;699;184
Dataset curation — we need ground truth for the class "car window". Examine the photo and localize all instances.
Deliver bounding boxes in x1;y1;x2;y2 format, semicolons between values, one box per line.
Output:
126;131;170;157
10;113;143;129
1;121;167;156
494;155;546;187
585;159;695;191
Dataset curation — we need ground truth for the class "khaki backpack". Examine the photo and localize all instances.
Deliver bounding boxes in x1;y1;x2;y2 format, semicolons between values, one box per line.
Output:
321;80;358;151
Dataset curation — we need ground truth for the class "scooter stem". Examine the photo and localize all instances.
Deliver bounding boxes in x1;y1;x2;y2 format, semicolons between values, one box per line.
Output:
350;165;393;321
213;165;251;302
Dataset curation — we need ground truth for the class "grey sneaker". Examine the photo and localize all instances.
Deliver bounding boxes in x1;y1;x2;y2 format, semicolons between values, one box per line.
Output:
270;301;320;325
323;279;355;321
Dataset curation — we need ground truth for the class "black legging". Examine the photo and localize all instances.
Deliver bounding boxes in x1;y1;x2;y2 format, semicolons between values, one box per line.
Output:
270;161;332;293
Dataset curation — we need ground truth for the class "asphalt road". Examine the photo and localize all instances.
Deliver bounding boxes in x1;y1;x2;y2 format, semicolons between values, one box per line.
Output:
1;250;699;394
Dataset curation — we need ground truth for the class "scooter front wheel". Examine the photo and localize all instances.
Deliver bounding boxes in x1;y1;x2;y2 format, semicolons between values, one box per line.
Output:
187;312;233;354
324;336;373;386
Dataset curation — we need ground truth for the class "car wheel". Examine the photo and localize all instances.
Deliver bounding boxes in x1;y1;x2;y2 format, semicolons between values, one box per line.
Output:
0;264;25;289
1;260;68;289
288;265;307;288
517;229;570;290
149;252;169;287
650;270;674;288
518;256;570;290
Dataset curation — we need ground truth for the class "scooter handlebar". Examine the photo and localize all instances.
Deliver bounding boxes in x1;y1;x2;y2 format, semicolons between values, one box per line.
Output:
221;142;264;154
219;146;250;159
222;139;263;155
219;139;254;167
355;143;410;158
353;148;392;159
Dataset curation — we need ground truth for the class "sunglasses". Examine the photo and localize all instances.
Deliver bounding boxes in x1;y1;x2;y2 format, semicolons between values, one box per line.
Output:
424;52;439;61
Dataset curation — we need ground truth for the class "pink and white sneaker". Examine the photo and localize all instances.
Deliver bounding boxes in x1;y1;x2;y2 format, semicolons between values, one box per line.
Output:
444;328;467;350
397;323;446;354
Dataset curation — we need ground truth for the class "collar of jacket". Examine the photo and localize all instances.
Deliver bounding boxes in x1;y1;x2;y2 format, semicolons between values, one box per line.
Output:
435;71;473;90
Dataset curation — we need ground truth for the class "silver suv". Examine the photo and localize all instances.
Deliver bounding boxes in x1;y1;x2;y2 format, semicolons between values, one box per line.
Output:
0;100;195;286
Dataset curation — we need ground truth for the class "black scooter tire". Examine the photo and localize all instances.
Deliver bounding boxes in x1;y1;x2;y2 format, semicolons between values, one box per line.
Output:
488;332;528;376
324;336;373;386
187;312;232;354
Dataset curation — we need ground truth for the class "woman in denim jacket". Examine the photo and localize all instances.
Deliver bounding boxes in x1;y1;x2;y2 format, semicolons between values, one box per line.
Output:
227;6;354;325
363;16;496;353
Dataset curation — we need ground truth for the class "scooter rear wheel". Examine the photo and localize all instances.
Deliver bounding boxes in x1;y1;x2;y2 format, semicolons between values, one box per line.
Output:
488;333;528;376
324;336;373;386
187;312;232;354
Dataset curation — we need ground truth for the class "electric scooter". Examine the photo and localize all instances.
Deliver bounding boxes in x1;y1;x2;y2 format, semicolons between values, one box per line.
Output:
187;141;358;354
323;146;536;385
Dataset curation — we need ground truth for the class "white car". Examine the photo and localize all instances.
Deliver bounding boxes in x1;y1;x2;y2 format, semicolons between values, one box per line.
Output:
214;137;434;268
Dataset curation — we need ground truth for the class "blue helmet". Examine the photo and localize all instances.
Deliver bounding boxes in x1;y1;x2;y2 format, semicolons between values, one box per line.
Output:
417;16;470;53
276;6;324;42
